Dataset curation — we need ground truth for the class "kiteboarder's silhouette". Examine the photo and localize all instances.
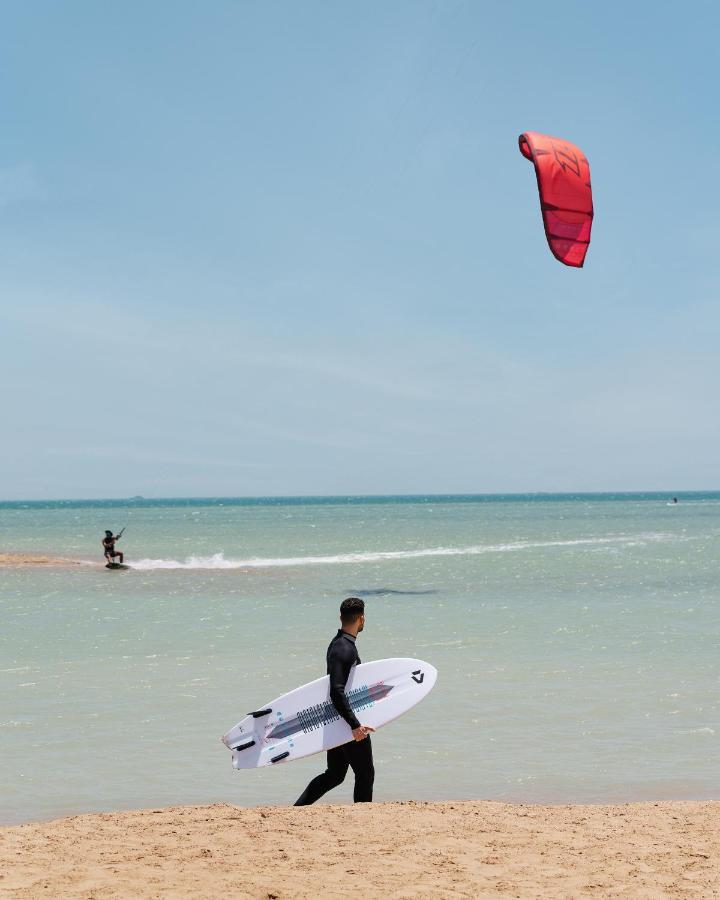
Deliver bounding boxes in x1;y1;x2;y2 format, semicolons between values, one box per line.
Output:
102;530;124;565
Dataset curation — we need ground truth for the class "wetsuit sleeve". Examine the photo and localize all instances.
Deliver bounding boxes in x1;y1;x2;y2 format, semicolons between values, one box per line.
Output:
328;642;361;730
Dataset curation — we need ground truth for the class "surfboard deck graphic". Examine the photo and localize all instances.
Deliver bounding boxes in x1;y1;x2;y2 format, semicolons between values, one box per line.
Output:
222;657;437;768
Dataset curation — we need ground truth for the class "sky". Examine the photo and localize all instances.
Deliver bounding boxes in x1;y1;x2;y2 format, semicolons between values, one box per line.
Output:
1;1;719;499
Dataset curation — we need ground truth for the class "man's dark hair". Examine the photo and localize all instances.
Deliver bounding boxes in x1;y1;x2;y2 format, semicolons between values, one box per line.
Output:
340;596;365;625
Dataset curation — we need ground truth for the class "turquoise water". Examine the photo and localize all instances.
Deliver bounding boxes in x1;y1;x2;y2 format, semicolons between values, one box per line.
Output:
2;494;719;824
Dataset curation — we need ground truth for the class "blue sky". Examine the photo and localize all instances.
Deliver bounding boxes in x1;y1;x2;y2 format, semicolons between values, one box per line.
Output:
1;1;718;498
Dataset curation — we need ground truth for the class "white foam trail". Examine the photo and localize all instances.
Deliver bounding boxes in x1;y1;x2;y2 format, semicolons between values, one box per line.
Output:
129;534;671;571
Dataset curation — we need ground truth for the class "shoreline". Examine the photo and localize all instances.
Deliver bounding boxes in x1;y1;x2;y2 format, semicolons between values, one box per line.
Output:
2;800;718;898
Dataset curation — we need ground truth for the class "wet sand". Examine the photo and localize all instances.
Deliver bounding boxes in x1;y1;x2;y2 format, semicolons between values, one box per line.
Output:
1;800;718;898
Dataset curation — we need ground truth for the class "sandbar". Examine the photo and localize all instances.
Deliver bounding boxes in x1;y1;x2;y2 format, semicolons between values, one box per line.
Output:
0;553;85;568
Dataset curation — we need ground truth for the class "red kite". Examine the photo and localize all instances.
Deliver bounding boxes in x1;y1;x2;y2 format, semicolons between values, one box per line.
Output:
519;131;593;267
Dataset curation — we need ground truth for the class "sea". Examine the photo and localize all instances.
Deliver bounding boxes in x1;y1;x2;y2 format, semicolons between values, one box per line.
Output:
1;493;719;825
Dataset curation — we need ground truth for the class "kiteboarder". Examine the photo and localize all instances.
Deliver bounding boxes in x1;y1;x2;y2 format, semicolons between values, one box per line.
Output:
294;597;376;804
102;530;124;566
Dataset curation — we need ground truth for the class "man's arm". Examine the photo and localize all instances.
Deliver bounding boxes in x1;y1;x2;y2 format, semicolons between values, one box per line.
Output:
328;643;361;731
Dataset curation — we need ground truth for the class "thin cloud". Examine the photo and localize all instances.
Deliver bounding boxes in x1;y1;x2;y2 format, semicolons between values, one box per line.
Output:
47;446;271;469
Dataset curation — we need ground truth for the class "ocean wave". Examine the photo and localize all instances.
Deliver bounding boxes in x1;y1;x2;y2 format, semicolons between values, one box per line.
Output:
128;533;670;571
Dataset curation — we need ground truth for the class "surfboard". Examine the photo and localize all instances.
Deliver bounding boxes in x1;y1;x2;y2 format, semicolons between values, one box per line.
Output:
222;657;437;768
105;562;129;570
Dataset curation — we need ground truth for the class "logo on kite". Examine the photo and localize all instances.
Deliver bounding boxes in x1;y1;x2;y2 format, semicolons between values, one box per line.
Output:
519;131;593;268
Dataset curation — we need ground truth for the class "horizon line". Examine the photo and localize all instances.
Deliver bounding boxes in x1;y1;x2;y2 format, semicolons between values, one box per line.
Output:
1;489;716;505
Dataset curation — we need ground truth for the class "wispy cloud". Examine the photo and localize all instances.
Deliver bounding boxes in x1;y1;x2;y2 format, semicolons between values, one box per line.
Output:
46;446;271;469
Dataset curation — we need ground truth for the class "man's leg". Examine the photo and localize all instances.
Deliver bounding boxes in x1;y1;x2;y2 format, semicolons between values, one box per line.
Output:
345;736;374;802
294;745;349;806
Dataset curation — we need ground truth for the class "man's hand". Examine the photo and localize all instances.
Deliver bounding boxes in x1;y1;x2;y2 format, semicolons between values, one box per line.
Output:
351;725;375;742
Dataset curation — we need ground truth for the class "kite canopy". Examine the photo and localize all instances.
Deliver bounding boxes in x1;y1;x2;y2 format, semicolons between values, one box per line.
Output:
519;131;593;267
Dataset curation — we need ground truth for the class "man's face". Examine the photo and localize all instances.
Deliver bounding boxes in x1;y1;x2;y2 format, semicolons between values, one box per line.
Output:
357;613;365;633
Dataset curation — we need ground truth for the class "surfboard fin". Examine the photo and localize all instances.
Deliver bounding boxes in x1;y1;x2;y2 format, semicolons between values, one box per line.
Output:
231;740;256;752
270;751;290;763
249;708;272;718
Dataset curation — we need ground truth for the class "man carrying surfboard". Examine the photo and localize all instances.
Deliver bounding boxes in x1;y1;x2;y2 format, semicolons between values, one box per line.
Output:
102;530;124;566
295;597;376;804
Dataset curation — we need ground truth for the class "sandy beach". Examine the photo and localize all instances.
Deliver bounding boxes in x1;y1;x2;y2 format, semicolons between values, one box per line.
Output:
2;800;718;898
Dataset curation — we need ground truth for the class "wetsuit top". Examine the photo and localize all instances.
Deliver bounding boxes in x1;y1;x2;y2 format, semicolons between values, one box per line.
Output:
103;537;115;555
326;630;361;730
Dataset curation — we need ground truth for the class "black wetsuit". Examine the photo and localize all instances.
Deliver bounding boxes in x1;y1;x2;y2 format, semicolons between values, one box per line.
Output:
294;630;374;805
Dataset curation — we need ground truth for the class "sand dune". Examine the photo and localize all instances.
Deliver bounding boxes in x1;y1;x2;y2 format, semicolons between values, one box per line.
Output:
1;800;718;898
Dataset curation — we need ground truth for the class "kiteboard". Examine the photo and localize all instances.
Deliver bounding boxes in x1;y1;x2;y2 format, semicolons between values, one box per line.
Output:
105;562;129;570
222;657;437;768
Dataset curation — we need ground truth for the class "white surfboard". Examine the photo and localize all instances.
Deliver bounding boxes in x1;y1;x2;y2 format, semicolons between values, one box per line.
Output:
222;657;437;768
